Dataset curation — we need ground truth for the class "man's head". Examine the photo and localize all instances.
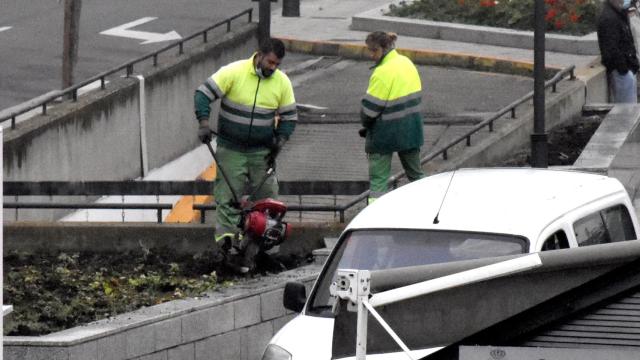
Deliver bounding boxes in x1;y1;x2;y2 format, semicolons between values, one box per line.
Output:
365;31;397;62
255;38;286;78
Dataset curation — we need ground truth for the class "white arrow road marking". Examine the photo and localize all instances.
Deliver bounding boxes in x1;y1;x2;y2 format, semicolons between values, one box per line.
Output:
0;26;12;32
100;17;181;44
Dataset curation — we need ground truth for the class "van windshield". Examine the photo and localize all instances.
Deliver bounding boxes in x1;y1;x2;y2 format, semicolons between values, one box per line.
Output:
307;229;528;315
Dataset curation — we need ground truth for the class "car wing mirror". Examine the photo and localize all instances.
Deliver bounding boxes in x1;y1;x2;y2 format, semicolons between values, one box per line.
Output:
283;281;306;313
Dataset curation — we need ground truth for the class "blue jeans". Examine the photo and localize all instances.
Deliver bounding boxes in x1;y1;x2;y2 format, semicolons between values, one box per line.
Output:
610;70;638;103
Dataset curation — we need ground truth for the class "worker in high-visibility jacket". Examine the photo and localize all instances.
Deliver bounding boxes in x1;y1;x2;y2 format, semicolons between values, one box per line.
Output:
194;38;297;256
360;32;425;204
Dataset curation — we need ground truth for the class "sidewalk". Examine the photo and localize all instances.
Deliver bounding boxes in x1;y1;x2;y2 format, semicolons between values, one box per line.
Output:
271;0;598;70
269;0;610;224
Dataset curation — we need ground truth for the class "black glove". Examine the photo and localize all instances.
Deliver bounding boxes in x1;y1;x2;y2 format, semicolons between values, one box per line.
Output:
265;136;286;169
197;119;212;143
358;128;367;138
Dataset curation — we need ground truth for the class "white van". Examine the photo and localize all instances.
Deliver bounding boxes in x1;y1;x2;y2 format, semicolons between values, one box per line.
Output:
262;168;640;360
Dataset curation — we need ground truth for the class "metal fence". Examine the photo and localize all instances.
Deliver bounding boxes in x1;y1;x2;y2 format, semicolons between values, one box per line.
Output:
1;51;576;223
332;65;577;212
0;8;253;129
3;180;369;223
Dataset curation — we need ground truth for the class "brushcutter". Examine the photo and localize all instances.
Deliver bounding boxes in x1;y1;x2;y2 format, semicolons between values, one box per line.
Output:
204;139;290;273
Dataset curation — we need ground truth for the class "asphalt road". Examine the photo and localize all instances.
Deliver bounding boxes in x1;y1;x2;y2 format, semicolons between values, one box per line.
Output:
0;0;268;110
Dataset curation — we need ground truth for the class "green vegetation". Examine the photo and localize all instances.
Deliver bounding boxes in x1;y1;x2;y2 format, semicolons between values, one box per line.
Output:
3;249;228;336
387;0;601;36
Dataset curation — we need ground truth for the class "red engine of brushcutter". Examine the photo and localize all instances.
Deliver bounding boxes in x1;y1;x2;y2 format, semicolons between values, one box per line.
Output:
242;198;290;251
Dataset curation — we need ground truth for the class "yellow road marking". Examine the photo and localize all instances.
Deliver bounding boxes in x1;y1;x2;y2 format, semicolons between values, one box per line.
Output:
164;163;216;223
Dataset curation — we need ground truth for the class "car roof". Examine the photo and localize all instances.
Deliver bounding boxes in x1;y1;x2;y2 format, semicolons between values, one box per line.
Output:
346;168;627;242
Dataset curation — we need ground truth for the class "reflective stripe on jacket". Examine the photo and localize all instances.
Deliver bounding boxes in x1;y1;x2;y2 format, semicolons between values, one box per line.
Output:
361;49;424;154
195;53;297;150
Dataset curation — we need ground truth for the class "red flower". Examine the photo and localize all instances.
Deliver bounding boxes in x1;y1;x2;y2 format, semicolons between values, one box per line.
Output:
479;0;496;7
569;12;580;23
457;0;464;4
555;19;564;29
545;8;557;21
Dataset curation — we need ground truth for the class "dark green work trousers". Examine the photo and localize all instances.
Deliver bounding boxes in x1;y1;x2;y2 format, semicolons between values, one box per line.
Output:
214;145;277;242
368;148;424;204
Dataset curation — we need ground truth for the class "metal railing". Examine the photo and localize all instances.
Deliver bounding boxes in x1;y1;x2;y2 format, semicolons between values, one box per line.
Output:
192;66;577;223
4;180;213;223
3;64;576;223
192;65;577;222
4;202;172;223
342;65;577;210
0;8;253;129
3;180;369;223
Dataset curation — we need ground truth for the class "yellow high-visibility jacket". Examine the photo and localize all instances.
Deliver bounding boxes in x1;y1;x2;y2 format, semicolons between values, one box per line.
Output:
361;49;424;154
195;53;297;150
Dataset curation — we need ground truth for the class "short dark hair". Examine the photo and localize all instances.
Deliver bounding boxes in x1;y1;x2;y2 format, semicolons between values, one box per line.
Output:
259;38;286;59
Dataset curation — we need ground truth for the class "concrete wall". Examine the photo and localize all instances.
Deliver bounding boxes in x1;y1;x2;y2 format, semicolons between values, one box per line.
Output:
3;221;344;257
574;104;640;198
2;24;258;207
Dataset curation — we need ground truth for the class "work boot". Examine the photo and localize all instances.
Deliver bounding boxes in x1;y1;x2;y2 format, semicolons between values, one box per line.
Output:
209;234;234;264
229;233;244;256
216;234;250;273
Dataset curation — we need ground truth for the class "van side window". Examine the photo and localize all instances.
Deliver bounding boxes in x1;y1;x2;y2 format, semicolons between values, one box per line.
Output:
574;205;636;247
603;205;636;242
541;231;569;251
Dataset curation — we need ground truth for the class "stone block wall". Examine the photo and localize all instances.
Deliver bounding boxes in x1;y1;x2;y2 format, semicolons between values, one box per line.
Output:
4;265;322;360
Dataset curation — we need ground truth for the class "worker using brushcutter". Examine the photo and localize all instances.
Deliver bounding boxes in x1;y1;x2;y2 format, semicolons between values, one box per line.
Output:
194;38;297;265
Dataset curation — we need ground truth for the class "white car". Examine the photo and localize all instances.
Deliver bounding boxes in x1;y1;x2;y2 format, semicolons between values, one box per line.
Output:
262;168;640;360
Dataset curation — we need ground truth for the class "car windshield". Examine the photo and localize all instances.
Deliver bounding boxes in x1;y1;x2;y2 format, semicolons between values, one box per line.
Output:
307;229;528;315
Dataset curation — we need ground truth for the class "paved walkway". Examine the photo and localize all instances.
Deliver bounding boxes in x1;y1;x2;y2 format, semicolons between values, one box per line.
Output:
270;0;598;69
268;0;599;223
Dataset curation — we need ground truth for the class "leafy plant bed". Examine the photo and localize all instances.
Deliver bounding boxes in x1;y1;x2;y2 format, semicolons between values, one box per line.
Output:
3;248;307;336
497;115;603;167
387;0;600;36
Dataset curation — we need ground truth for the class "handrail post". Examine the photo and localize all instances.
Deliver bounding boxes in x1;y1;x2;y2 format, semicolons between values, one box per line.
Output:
157;208;162;223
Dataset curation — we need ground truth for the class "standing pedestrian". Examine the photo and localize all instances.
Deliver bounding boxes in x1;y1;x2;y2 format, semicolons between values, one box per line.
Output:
360;31;425;203
597;0;640;103
194;38;297;258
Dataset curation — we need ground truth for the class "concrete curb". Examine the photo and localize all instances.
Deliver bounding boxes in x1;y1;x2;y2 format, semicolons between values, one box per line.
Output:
351;2;599;55
277;36;562;77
